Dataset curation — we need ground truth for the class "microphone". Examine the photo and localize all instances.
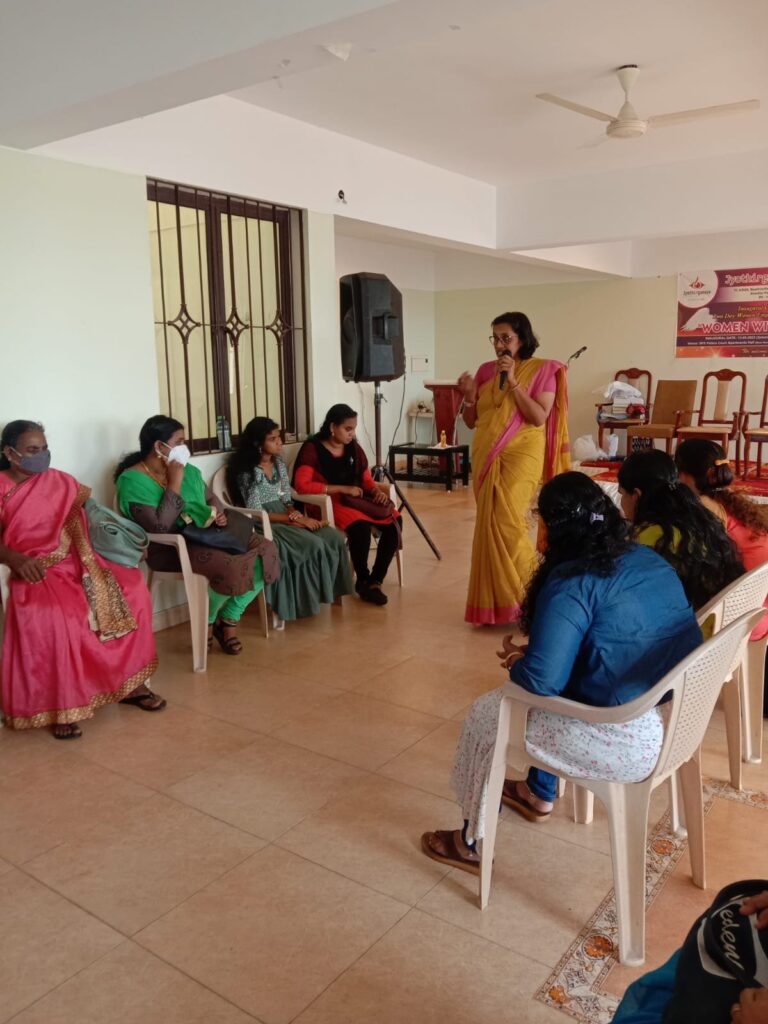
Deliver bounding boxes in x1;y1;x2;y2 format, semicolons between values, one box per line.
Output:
499;348;512;390
567;345;588;365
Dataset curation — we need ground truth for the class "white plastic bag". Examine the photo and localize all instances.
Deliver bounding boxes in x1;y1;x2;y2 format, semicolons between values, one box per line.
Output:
572;434;606;462
597;381;643;402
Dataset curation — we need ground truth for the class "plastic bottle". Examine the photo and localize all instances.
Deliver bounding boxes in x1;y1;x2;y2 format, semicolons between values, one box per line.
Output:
439;430;447;448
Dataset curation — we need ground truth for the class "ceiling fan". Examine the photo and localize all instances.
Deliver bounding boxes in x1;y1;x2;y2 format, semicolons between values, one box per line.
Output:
536;65;759;140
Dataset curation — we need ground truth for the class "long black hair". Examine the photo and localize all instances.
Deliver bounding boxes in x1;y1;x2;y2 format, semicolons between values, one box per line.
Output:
0;419;44;470
676;439;768;538
619;449;744;610
226;416;280;505
520;472;630;635
114;414;184;481
315;404;357;441
491;312;539;360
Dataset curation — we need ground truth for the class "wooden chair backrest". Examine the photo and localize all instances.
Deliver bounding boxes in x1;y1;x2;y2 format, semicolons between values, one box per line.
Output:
651;380;698;425
615;368;652;407
698;370;747;426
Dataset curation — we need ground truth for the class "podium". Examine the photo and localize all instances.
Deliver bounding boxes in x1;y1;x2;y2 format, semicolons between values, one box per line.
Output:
424;380;464;444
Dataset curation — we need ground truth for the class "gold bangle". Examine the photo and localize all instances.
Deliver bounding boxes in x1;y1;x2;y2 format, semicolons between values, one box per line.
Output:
510;382;521;391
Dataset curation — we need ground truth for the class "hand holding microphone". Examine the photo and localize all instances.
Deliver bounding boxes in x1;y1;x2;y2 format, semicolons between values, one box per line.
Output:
497;349;515;390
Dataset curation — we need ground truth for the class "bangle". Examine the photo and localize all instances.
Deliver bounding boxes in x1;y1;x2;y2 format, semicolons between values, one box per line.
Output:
510;382;521;391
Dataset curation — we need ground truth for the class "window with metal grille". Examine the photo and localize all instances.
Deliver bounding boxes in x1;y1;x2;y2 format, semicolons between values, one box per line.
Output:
147;178;310;451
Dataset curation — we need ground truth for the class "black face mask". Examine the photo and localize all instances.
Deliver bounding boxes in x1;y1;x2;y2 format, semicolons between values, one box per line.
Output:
11;448;51;474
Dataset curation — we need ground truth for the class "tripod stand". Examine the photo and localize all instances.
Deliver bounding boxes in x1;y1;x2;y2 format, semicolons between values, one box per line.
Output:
371;380;441;560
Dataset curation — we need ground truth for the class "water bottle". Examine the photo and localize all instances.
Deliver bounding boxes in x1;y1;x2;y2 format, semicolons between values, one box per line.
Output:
216;416;231;450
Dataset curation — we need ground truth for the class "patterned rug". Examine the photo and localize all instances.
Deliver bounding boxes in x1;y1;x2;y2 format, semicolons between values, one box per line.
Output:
534;779;768;1024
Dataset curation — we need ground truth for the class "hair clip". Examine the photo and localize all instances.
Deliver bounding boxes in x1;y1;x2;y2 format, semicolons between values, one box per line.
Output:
714;458;730;467
589;512;604;524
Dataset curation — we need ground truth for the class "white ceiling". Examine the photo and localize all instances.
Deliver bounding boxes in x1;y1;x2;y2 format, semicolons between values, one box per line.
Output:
234;0;768;185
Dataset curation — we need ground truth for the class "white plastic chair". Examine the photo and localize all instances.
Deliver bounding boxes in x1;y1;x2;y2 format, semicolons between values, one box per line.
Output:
694;561;768;786
479;610;762;967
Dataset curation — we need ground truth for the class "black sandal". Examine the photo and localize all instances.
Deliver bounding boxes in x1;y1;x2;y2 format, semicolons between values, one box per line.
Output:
119;689;167;712
52;723;83;740
212;619;243;655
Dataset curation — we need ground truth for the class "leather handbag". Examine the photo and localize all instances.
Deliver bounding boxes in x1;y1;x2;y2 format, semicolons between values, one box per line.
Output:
85;498;149;568
340;493;395;520
181;509;254;555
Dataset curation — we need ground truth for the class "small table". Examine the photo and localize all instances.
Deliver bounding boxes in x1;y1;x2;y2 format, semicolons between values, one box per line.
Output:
388;442;470;492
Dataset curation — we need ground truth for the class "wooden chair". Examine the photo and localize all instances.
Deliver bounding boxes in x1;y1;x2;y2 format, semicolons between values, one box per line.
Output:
479;610;761;966
742;374;768;480
596;368;653;451
626;379;698;454
675;369;747;474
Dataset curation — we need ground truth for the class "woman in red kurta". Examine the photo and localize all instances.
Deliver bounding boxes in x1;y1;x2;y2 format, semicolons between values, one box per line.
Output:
0;420;163;739
293;404;400;606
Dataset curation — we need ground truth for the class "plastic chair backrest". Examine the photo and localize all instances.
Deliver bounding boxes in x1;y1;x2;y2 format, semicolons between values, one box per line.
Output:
656;611;760;777
211;466;231;505
650;380;697;425
697;562;768;632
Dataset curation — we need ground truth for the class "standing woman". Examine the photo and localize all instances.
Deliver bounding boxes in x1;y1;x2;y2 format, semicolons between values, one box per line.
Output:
459;313;570;625
293;404;400;605
227;417;354;625
0;420;163;739
115;416;279;656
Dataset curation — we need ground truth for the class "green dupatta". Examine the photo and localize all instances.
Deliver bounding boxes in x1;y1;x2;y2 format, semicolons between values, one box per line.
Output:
116;464;214;528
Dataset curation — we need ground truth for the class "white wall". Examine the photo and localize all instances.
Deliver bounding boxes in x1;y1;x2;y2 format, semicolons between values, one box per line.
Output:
434;277;768;444
36;96;497;249
0;145;158;501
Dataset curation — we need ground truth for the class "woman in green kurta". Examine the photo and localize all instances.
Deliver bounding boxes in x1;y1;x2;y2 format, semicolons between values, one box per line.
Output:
226;418;353;626
115;416;279;655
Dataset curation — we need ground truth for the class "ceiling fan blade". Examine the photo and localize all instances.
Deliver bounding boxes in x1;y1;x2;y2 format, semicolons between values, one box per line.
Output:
648;99;759;128
536;93;614;123
578;133;609;150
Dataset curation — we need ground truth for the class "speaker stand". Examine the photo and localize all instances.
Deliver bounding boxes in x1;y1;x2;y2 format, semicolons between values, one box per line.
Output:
371;380;441;561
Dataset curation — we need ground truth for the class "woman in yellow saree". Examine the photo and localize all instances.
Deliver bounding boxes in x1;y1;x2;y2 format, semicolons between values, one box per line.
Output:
461;313;570;625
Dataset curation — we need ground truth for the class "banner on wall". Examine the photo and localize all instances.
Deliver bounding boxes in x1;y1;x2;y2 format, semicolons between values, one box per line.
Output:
676;268;768;358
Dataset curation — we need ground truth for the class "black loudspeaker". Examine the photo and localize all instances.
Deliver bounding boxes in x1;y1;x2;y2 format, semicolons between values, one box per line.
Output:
340;272;405;383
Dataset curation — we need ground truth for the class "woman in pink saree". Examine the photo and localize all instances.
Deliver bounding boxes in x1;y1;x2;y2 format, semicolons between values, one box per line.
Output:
459;314;570;625
0;421;163;739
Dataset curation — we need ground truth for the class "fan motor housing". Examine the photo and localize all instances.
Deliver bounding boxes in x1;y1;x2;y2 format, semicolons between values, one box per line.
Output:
607;118;648;139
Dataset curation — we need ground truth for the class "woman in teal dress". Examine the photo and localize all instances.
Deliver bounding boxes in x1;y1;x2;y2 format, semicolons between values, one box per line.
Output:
227;418;354;626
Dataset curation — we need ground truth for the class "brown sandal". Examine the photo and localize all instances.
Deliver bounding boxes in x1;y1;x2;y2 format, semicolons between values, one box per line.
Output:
501;780;552;823
52;723;82;740
212;619;243;655
420;829;480;876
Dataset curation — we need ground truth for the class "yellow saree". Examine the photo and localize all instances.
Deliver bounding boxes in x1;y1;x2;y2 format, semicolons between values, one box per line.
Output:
465;357;570;624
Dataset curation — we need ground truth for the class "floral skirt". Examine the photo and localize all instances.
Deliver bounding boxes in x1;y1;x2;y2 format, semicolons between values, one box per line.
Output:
451;687;665;840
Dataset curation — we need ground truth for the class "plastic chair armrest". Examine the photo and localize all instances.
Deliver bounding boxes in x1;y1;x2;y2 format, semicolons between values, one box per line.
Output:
218;504;272;542
501;679;669;725
294;491;334;523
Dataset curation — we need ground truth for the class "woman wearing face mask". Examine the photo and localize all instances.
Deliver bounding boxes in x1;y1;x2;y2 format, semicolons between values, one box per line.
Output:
226;417;354;626
0;419;163;739
115;415;279;655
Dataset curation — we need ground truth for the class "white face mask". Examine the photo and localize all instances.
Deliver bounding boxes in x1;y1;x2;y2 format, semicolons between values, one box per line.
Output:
160;442;191;466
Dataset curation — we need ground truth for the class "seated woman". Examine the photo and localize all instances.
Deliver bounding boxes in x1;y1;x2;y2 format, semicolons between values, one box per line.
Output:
617;449;744;611
293;404;400;606
0;420;164;739
226;417;354;626
421;472;702;873
115;415;279;656
676;438;768;714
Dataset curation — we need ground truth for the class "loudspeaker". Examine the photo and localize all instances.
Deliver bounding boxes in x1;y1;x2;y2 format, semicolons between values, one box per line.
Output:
340;272;405;383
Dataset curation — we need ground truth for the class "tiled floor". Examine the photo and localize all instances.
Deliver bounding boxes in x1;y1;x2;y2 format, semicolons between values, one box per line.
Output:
1;485;767;1024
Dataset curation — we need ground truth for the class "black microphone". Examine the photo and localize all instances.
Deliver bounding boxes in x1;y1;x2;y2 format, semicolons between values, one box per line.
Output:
499;348;512;390
568;345;588;363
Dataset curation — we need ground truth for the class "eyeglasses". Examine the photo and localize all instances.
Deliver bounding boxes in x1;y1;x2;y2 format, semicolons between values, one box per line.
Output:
489;333;516;344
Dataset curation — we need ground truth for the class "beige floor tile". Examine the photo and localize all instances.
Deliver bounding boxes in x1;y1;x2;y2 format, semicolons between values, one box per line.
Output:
11;941;255;1024
273;634;412;690
170;669;343;735
167;735;368;839
277;774;455;903
76;703;259;790
0;856;13;877
418;818;614;966
0;756;155;864
355;655;499;719
273;692;443;770
0;868;122;1022
136;845;408;1024
24;793;264;934
378;719;462;800
294;908;561;1024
